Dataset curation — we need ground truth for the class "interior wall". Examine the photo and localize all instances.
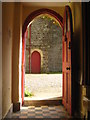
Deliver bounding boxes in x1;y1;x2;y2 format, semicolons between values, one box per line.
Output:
74;3;84;116
0;2;2;119
2;3;14;118
82;3;90;117
19;4;22;103
12;3;21;103
69;3;85;116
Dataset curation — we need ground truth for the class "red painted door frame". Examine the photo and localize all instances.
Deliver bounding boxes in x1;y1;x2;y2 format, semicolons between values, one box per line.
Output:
22;32;26;105
29;25;31;73
31;51;41;73
22;8;63;106
22;8;73;113
25;25;31;73
62;6;73;115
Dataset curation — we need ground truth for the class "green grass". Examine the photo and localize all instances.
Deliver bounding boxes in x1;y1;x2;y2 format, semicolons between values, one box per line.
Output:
46;72;62;74
40;71;62;74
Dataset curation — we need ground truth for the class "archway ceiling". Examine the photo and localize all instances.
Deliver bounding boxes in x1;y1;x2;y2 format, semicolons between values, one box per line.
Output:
22;2;68;7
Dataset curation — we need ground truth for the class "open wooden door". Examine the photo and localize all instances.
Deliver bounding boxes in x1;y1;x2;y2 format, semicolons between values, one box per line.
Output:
62;6;73;115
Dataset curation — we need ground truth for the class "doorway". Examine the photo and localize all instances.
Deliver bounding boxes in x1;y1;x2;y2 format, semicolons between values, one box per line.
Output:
22;7;73;116
24;13;62;101
31;51;41;73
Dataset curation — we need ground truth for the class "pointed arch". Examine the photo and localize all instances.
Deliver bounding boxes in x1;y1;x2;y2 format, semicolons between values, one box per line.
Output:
22;8;63;38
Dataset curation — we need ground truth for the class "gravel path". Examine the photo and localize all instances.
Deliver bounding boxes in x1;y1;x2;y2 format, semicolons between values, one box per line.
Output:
25;74;62;100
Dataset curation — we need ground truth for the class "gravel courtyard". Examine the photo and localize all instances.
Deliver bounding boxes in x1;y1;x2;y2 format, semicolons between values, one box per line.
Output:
25;74;62;100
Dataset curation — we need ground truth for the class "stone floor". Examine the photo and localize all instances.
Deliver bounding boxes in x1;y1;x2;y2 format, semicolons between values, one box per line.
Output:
7;105;70;119
25;74;62;100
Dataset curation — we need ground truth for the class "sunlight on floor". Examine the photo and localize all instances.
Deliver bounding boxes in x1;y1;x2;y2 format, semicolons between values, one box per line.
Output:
25;74;62;100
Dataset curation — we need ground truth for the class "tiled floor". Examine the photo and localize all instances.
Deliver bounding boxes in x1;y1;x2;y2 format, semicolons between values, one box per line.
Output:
9;105;70;119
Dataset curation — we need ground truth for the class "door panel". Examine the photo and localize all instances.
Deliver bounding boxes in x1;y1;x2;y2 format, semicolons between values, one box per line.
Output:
31;51;41;73
62;6;72;115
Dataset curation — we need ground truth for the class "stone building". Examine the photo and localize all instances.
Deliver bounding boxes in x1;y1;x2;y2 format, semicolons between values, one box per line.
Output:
25;15;62;73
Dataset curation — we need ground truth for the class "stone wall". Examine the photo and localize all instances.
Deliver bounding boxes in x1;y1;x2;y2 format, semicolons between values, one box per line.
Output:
25;15;62;73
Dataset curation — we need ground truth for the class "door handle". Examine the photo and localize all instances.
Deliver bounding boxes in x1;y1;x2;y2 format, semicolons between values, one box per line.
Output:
66;67;70;70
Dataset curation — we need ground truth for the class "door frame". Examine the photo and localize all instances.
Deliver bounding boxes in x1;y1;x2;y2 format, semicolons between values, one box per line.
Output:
22;8;63;105
22;7;73;113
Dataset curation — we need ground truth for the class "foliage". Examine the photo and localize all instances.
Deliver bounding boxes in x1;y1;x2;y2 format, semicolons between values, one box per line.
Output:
24;88;34;97
47;71;62;74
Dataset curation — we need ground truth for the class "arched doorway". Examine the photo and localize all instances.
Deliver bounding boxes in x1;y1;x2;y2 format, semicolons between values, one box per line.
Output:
31;51;41;73
22;8;63;106
22;7;73;115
